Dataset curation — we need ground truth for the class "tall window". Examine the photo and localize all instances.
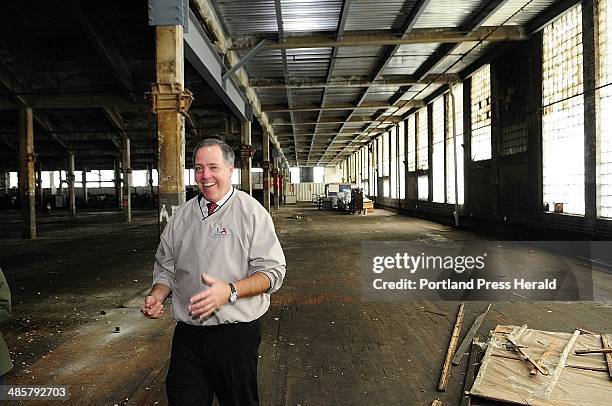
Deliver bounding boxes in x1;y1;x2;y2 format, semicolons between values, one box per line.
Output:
290;167;301;184
416;107;429;170
446;84;465;205
418;175;428;201
597;0;612;218
390;126;398;198
542;4;585;215
398;120;406;199
471;64;492;161
407;115;416;172
382;132;390;197
432;98;445;203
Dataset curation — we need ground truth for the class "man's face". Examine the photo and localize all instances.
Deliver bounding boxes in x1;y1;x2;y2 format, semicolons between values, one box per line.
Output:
194;145;234;203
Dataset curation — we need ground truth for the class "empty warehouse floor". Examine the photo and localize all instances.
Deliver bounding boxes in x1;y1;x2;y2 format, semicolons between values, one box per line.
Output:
1;204;611;405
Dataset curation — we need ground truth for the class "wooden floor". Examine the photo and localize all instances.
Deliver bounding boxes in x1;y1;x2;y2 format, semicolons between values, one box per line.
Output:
1;204;611;405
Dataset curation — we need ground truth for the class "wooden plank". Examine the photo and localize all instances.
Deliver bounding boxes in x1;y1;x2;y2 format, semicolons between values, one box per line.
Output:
438;303;465;391
601;333;612;379
544;330;581;398
452;305;491;365
575;348;612;355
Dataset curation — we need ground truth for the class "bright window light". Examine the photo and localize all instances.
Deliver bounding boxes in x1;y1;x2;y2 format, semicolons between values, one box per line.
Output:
417;108;428;170
432;97;445;203
314;166;325;183
596;0;612;218
542;4;585;215
471;64;492;161
290;167;300;184
418;175;428;201
446;84;465;205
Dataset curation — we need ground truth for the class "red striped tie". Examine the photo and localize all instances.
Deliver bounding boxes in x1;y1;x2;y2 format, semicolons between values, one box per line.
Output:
207;202;218;216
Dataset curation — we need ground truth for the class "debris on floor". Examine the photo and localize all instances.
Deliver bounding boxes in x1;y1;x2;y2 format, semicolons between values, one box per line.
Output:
468;325;612;405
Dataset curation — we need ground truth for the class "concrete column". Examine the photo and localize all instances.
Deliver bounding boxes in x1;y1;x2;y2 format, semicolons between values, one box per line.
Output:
67;152;76;216
82;167;88;206
36;162;43;213
273;157;280;210
19;107;36;239
154;25;187;232
262;130;270;212
147;163;154;197
240;121;252;195
0;172;8;196
114;160;123;210
582;0;597;229
122;138;132;223
282;168;287;205
58;171;64;195
49;171;56;195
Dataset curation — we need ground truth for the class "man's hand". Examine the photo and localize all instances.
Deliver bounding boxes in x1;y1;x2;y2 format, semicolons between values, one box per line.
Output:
141;295;164;319
189;273;231;319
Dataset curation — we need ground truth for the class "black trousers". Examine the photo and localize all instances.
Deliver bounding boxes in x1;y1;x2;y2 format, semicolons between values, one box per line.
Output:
166;320;261;406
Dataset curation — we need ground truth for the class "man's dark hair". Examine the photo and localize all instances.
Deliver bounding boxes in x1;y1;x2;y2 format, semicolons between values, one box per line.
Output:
192;137;235;167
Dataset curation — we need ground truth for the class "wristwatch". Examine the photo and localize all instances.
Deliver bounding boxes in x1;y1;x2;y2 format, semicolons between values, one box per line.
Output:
228;283;238;303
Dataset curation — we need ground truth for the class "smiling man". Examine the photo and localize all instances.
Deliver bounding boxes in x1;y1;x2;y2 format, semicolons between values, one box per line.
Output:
141;137;286;406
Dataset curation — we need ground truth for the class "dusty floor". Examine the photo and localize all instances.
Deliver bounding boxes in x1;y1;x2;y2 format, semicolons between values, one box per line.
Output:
0;203;611;405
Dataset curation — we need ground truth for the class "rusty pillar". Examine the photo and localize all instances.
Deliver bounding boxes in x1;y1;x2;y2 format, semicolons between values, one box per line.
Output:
273;157;280;210
19;107;36;239
82;167;88;206
67;152;76;217
240;121;252;195
153;25;189;233
0;172;9;196
122;137;132;223
114;159;122;210
49;171;56;195
262;130;270;212
36;162;43;212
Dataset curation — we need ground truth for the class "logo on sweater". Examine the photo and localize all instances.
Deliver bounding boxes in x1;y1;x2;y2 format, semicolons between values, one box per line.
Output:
212;226;230;238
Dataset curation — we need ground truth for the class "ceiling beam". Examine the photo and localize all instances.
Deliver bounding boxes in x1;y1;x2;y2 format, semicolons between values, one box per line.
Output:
0;93;144;110
251;74;460;89
230;26;527;50
271;116;402;126
263;101;424;113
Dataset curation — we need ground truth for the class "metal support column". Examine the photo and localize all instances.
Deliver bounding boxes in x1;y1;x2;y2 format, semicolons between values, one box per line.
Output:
122;137;132;223
36;162;43;213
240;121;253;195
147;163;154;197
82;167;88;206
262;130;270;212
114;159;122;210
49;171;56;195
0;172;8;196
19;107;36;239
67;152;76;217
273;157;280;210
152;25;189;232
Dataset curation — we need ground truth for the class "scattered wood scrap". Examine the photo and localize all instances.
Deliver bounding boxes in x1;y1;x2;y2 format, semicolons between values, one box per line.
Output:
469;325;612;405
602;333;612;379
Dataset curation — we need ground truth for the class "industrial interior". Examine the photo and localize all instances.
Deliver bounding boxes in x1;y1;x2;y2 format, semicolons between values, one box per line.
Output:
0;0;611;404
